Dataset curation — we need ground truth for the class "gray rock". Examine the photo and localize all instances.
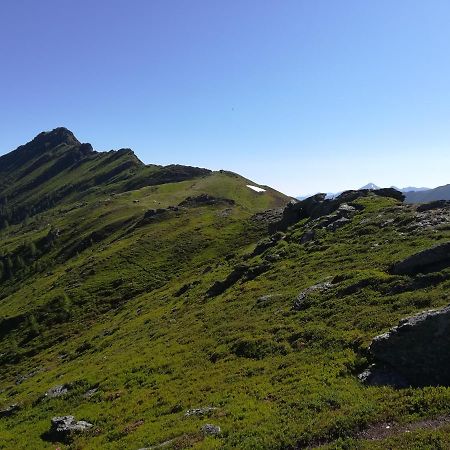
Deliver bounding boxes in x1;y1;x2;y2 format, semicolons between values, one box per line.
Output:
300;229;315;244
45;384;69;398
185;407;217;417
363;305;450;387
201;423;221;436
358;364;409;388
390;242;450;275
336;203;356;216
293;280;332;311
0;404;20;418
326;216;351;231
45;415;93;442
83;388;98;398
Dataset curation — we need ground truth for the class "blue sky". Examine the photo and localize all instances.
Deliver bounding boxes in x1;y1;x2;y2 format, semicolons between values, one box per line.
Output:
1;0;450;196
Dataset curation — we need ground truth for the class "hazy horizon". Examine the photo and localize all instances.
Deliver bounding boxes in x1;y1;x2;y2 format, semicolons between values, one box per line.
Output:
2;0;450;196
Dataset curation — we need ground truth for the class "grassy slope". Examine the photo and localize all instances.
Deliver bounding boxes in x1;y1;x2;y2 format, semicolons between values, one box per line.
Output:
2;172;450;449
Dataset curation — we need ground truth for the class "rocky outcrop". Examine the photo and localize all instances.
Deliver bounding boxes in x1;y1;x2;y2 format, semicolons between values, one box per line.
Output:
43;416;93;442
390;242;450;275
271;188;403;232
207;262;271;297
178;194;235;207
251;232;285;257
362;305;450;387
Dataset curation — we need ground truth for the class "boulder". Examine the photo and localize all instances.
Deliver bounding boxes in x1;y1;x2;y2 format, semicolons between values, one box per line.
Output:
44;415;93;442
390;242;450;275
363;305;450;387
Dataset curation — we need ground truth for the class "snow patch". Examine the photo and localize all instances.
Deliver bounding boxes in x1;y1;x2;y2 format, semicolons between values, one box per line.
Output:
246;185;266;193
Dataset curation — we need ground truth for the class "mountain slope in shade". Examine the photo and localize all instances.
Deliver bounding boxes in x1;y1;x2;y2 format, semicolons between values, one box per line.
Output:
395;186;430;193
405;184;450;203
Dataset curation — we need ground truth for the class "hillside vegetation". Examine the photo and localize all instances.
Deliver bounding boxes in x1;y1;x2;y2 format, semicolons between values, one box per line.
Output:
1;129;450;449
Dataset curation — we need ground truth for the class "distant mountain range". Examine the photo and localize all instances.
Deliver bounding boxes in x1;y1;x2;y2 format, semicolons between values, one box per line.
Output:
404;184;450;203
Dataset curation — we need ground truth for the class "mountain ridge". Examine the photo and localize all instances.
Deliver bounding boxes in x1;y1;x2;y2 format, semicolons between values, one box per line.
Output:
1;128;289;229
1;130;450;449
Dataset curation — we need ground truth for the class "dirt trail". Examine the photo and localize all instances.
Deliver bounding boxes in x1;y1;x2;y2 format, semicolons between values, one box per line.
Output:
356;415;450;441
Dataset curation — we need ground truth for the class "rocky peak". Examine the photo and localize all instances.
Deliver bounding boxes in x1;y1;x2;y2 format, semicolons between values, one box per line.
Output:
29;127;81;149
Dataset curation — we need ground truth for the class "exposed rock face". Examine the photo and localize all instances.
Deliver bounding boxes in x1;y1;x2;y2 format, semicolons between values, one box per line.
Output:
363;306;450;387
44;415;93;442
271;188;403;232
251;232;285;257
390;242;450;275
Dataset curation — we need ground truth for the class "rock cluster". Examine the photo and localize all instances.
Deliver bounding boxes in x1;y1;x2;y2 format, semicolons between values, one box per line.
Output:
271;188;404;232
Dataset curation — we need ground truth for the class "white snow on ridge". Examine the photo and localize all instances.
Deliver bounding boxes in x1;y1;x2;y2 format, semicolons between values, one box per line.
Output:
246;184;266;193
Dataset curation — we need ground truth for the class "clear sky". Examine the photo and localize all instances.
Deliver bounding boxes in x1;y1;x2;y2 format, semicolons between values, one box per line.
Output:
1;0;450;196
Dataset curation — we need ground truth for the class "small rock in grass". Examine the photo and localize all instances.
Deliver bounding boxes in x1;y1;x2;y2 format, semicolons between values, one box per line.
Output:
185;407;217;417
0;404;20;418
45;384;69;398
201;423;221;436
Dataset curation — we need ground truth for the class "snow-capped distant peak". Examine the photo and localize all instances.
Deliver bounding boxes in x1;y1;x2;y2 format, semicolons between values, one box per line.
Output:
360;183;380;190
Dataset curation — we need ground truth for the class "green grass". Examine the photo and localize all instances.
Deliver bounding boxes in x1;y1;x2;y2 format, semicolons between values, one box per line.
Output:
1;165;450;449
